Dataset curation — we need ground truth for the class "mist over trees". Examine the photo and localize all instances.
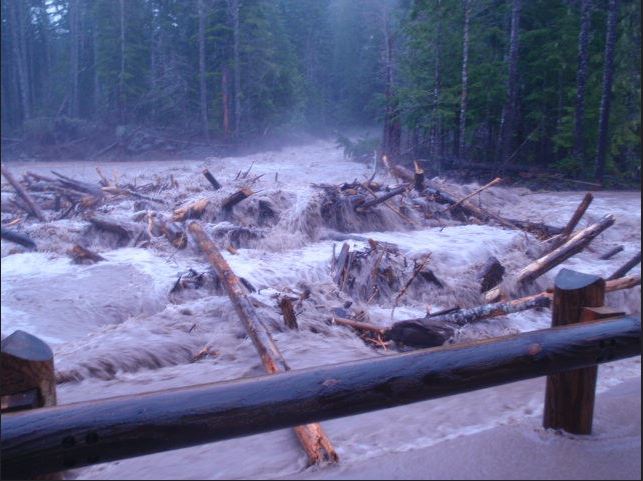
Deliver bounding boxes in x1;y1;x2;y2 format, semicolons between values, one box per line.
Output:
1;0;640;183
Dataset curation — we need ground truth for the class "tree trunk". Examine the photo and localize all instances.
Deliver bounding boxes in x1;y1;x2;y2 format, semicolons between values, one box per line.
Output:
69;0;80;118
229;0;241;139
197;0;209;140
8;0;31;122
187;222;338;465
119;0;126;124
572;0;592;164
222;66;231;138
500;0;522;165
432;0;443;158
458;0;471;159
595;0;620;183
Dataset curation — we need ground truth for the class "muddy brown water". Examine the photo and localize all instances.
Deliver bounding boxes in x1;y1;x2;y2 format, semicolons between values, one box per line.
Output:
1;140;640;479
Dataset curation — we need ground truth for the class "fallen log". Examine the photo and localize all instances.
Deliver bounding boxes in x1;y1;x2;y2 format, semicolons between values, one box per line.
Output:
443;177;502;213
356;185;406;211
187;222;338;465
172;198;210;222
389;274;639;348
542;192;593;251
222;188;253;211
203;169;222;190
68;245;105;264
1;165;46;222
501;218;563;239
608;251;641;280
0;227;36;249
484;214;615;302
599;245;624;260
51;171;103;198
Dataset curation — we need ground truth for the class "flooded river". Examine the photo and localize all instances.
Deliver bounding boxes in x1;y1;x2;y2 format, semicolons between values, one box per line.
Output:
1;139;640;479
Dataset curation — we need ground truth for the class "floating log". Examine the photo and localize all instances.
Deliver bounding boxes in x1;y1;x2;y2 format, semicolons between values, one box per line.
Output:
203;169;222;190
608;251;641;280
599;245;624;260
0;227;36;250
1;164;46;221
187;221;337;465
51;171;103;198
172;198;210;222
544;268;605;435
1;315;640;479
390;274;638;347
222;188;253;211
355;185;406;211
68;245;105;264
279;297;298;330
443;177;502;213
384;319;454;348
543;192;593;251
501;218;563;239
333;243;350;285
484;214;615;302
478;256;505;293
1;330;56;411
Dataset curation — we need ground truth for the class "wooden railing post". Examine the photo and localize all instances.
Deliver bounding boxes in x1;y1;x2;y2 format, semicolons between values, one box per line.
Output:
1;330;57;412
543;268;605;434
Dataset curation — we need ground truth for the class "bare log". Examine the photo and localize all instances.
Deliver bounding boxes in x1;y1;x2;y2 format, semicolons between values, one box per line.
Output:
356;185;406;211
203;169;222;190
443;177;502;213
172;198;210;222
608;251;641;280
50;171;103;197
0;227;36;249
1;164;46;221
484;214;615;302
605;275;640;291
88;216;133;242
543;192;593;251
68;245;105;264
222;188;253;211
599;245;624;260
187;222;338;464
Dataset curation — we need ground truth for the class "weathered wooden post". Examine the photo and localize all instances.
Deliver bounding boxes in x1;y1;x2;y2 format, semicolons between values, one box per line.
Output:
1;330;61;479
1;330;57;412
543;268;605;434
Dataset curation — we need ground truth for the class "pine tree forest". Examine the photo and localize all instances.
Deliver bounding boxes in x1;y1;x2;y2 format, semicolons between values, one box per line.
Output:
1;0;640;185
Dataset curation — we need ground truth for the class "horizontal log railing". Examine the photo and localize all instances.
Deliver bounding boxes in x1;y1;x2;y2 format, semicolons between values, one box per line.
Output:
1;315;640;479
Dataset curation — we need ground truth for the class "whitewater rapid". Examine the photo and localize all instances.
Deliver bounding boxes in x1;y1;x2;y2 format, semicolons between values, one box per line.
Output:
1;139;640;480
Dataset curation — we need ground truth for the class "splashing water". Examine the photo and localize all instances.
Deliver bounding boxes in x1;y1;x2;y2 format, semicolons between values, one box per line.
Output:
1;139;640;480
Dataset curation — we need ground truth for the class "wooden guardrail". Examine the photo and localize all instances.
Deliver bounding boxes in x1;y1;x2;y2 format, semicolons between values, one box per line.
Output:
1;269;641;479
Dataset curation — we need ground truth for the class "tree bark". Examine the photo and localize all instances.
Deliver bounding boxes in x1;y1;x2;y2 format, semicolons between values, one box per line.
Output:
229;0;241;139
595;0;620;183
187;222;338;465
572;0;592;163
